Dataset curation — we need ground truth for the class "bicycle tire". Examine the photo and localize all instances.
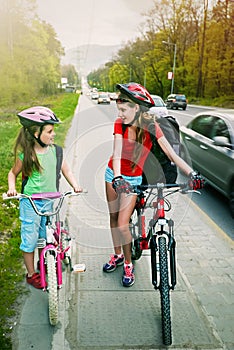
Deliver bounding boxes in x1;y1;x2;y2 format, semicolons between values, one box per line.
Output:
46;252;58;326
158;236;172;345
129;208;142;260
61;218;71;265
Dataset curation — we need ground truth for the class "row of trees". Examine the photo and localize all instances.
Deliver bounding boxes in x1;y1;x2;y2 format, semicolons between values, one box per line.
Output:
0;0;79;107
87;0;234;101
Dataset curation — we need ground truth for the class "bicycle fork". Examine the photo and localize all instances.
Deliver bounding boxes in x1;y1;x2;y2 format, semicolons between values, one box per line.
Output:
150;219;177;290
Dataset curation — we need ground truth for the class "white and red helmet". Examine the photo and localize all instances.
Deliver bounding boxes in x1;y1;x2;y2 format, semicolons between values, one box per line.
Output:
18;106;60;127
116;82;155;108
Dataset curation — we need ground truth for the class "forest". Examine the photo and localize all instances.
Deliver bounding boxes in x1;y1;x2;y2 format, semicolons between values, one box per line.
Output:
0;0;79;107
87;0;234;106
0;0;233;107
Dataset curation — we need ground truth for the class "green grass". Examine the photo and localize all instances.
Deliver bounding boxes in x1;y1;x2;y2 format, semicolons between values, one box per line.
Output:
0;92;79;349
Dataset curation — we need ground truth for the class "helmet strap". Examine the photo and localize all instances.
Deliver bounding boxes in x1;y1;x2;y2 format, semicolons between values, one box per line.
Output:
26;126;48;148
34;136;47;148
35;125;48;147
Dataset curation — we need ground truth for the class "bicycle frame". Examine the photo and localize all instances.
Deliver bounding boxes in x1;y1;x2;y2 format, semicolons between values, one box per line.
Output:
3;190;86;325
130;182;197;345
9;191;71;290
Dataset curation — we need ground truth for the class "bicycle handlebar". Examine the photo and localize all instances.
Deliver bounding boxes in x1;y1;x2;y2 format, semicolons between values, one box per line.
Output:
136;182;200;194
2;190;88;217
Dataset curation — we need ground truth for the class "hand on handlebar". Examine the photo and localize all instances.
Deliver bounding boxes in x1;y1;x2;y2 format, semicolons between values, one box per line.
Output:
189;171;204;190
73;186;83;193
6;189;18;197
112;176;133;194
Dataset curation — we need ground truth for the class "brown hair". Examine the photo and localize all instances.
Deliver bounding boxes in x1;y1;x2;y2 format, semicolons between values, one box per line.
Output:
14;125;43;176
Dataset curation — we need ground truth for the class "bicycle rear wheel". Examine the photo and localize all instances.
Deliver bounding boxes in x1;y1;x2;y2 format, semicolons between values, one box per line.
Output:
158;236;172;345
46;252;58;326
129;208;142;260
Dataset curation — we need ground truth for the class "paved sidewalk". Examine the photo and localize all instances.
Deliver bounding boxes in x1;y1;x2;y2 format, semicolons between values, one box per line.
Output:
51;97;234;349
51;175;234;349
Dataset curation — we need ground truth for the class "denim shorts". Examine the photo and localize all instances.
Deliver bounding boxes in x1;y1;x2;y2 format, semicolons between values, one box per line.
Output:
19;198;52;253
105;166;142;186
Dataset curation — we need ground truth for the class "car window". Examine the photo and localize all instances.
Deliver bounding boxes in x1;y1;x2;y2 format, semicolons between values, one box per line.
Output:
152;97;164;107
176;95;186;101
213;118;231;142
189;115;216;139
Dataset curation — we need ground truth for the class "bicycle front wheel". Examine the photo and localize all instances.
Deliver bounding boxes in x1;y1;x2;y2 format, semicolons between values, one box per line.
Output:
130;208;142;260
158;236;172;345
46;252;58;326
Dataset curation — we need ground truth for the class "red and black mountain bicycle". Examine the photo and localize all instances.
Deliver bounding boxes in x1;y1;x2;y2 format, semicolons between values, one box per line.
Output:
130;182;200;345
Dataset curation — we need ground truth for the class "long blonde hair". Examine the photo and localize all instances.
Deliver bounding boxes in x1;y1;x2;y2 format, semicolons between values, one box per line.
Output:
118;93;155;170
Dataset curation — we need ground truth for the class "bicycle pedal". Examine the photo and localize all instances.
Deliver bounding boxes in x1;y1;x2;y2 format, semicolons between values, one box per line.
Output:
72;263;86;273
37;238;46;248
140;239;149;250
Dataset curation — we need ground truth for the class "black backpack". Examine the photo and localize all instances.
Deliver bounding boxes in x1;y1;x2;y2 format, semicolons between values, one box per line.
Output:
142;116;181;185
21;144;63;193
55;144;63;190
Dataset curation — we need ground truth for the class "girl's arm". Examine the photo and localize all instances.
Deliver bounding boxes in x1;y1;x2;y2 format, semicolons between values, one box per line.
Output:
112;134;123;178
157;136;193;176
61;160;82;193
7;158;23;196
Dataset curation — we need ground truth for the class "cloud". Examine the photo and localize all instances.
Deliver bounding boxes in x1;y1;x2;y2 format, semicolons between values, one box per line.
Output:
37;0;153;49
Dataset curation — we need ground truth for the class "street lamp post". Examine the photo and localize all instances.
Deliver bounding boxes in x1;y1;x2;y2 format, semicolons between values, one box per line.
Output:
143;65;146;88
162;41;177;94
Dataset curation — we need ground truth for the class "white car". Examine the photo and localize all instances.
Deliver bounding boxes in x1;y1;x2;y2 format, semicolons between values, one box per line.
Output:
150;95;168;117
91;92;99;99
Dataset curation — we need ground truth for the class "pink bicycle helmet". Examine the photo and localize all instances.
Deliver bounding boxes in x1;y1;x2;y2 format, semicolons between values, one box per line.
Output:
116;82;155;108
18;106;60;127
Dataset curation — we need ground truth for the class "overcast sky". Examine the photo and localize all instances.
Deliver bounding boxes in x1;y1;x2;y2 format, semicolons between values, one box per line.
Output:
37;0;154;50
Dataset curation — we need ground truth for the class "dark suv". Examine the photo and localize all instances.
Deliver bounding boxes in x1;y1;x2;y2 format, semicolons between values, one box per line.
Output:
165;94;187;110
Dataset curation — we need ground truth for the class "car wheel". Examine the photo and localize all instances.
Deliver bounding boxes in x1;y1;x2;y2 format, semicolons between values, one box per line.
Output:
230;184;234;218
183;107;186;110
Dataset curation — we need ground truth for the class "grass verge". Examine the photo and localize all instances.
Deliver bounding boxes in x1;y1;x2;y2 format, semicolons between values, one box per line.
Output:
0;92;79;349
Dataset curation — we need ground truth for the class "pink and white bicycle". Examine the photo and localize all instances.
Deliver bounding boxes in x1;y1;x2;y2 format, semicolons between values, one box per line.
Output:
3;190;86;325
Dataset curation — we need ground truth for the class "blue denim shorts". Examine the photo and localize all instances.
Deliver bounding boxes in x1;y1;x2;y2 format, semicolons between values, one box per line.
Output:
105;166;142;186
19;198;52;253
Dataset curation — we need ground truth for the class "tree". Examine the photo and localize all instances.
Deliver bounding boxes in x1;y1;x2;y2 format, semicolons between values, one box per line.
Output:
0;0;64;105
61;65;79;86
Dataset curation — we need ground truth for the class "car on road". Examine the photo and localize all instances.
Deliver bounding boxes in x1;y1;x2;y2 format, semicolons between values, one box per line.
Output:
180;111;234;217
91;92;99;99
150;95;168;117
165;94;187;110
97;93;111;104
109;92;118;100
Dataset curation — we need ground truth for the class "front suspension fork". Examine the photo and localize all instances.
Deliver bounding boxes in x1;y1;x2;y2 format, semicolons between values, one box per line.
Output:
150;219;177;290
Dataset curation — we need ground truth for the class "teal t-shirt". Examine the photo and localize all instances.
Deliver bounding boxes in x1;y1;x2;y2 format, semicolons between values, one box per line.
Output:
19;145;57;195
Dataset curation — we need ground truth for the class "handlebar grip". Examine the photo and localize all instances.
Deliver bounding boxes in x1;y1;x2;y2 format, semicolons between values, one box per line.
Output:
2;193;21;200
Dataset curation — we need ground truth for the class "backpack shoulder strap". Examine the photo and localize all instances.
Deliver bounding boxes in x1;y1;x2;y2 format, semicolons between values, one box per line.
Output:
147;122;158;148
54;144;63;190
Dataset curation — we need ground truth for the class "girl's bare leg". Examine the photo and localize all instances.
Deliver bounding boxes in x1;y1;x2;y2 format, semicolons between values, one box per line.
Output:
106;182;137;262
105;182;122;254
23;251;35;276
118;193;137;263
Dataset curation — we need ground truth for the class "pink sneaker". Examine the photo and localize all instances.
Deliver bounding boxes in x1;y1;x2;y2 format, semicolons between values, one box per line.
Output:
122;263;135;287
103;254;124;273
